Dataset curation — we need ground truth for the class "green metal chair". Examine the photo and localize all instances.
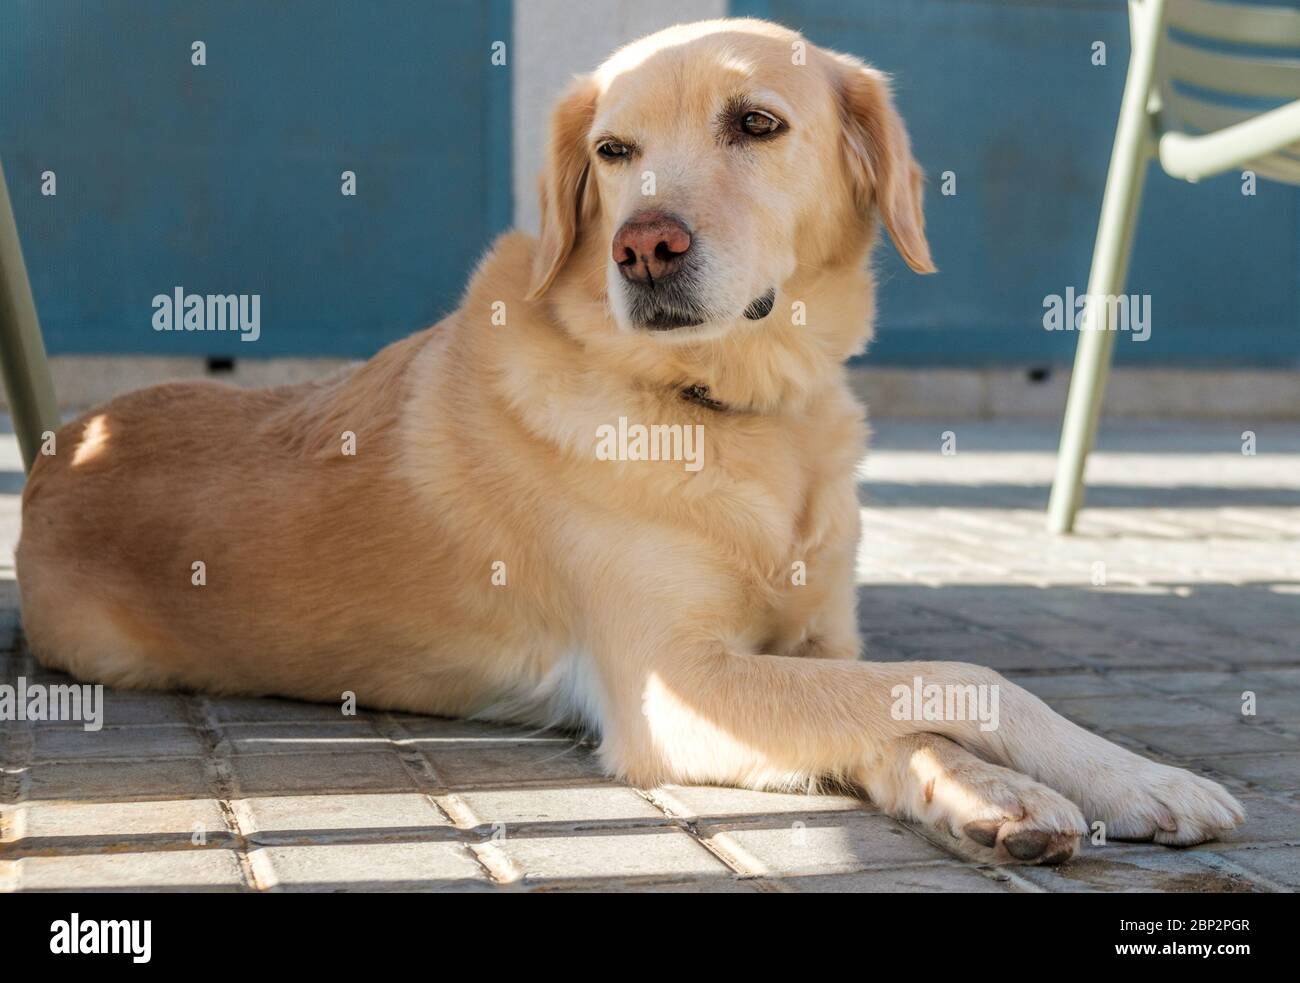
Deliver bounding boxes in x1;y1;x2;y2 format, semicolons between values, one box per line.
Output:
0;159;59;472
1048;0;1300;533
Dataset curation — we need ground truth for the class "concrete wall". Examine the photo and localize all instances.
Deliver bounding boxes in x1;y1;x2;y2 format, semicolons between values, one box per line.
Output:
24;356;1300;420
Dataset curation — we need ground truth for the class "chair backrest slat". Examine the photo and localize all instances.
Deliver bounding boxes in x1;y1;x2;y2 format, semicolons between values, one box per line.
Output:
1166;0;1300;47
1156;3;1300;184
1164;87;1300;156
1229;148;1300;181
1163;36;1300;100
1162;87;1300;179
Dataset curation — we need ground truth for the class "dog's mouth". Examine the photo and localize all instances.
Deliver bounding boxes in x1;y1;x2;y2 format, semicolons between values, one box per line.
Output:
623;272;710;331
642;309;706;331
628;286;777;332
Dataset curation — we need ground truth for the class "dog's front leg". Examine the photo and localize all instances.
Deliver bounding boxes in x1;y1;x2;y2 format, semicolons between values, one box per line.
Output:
594;636;1090;862
590;618;1242;862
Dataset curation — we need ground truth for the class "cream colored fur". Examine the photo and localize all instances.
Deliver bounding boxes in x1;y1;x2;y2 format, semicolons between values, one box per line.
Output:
17;19;1242;864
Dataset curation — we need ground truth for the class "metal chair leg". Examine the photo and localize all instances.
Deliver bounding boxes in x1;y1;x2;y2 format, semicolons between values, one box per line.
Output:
1047;0;1166;534
0;158;59;472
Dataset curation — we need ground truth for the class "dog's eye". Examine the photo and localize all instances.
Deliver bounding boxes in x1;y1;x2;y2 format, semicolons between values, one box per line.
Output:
596;140;632;160
740;111;782;137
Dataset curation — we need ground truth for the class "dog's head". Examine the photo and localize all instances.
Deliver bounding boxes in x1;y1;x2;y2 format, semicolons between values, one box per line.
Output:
525;18;934;344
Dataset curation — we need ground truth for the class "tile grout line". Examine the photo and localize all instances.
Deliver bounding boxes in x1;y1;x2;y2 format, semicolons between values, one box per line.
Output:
185;695;270;892
636;786;781;889
0;640;36;891
372;711;516;889
1194;851;1287;894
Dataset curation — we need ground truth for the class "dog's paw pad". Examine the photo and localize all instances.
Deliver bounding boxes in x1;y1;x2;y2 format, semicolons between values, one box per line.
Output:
1004;829;1054;861
962;819;1001;849
951;777;1085;865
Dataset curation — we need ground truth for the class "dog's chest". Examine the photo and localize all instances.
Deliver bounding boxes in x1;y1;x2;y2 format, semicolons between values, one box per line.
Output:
473;648;604;734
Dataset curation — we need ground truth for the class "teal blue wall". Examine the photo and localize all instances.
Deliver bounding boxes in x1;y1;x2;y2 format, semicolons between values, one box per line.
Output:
735;0;1300;367
2;0;1297;366
0;0;512;358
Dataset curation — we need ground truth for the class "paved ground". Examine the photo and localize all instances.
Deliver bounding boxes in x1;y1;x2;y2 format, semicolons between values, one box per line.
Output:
0;419;1297;892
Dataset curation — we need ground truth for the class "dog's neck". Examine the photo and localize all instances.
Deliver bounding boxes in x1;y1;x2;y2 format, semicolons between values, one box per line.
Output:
547;273;874;418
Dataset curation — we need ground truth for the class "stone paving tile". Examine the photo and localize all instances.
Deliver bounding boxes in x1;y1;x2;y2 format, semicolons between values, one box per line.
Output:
9;799;230;849
218;721;389;755
252;842;487;892
1199;753;1300;797
422;741;607;788
387;715;560;745
1234;689;1300;728
1264;668;1300;689
1013;847;1261;893
546;875;762;892
25;758;212;804
17;850;247;892
652;784;865;820
1118;723;1298;758
228;752;419;796
1006;671;1142;700
1;420;1296;891
206;697;361;724
1192;793;1300;848
455;786;666;828
1075;644;1229;672
1213;847;1300;890
1216;643;1300;668
32;691;193;729
699;812;951;875
236;793;452;845
490;828;734;887
885;632;1091;673
1046;695;1235;730
856;597;966;631
30;724;205;761
781;865;1013;893
1118;668;1294;697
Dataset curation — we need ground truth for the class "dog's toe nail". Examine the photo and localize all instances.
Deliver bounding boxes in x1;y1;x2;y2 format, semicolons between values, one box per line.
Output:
1004;829;1053;860
963;819;1001;848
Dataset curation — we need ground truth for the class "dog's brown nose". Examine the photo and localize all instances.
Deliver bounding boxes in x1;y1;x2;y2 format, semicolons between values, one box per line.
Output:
612;211;692;283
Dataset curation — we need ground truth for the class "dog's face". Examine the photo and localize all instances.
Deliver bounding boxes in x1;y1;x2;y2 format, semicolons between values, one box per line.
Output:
526;19;934;342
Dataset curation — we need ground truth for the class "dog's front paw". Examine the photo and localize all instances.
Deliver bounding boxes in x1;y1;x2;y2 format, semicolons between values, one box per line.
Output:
1082;757;1245;846
865;736;1087;865
944;765;1087;865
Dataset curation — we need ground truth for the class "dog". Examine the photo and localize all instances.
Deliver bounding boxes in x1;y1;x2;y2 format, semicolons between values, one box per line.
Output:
17;18;1243;864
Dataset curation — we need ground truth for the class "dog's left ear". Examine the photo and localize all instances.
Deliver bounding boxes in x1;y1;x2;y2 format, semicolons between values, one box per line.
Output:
527;75;601;300
836;59;936;274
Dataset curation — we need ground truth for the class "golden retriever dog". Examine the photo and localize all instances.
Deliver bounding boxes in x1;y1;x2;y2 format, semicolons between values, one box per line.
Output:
17;18;1242;864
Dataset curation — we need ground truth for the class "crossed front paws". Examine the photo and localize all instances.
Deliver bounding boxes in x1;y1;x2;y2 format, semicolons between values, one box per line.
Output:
874;736;1244;865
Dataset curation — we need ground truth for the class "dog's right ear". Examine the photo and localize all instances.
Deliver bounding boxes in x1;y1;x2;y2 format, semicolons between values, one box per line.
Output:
835;57;935;275
527;76;601;300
